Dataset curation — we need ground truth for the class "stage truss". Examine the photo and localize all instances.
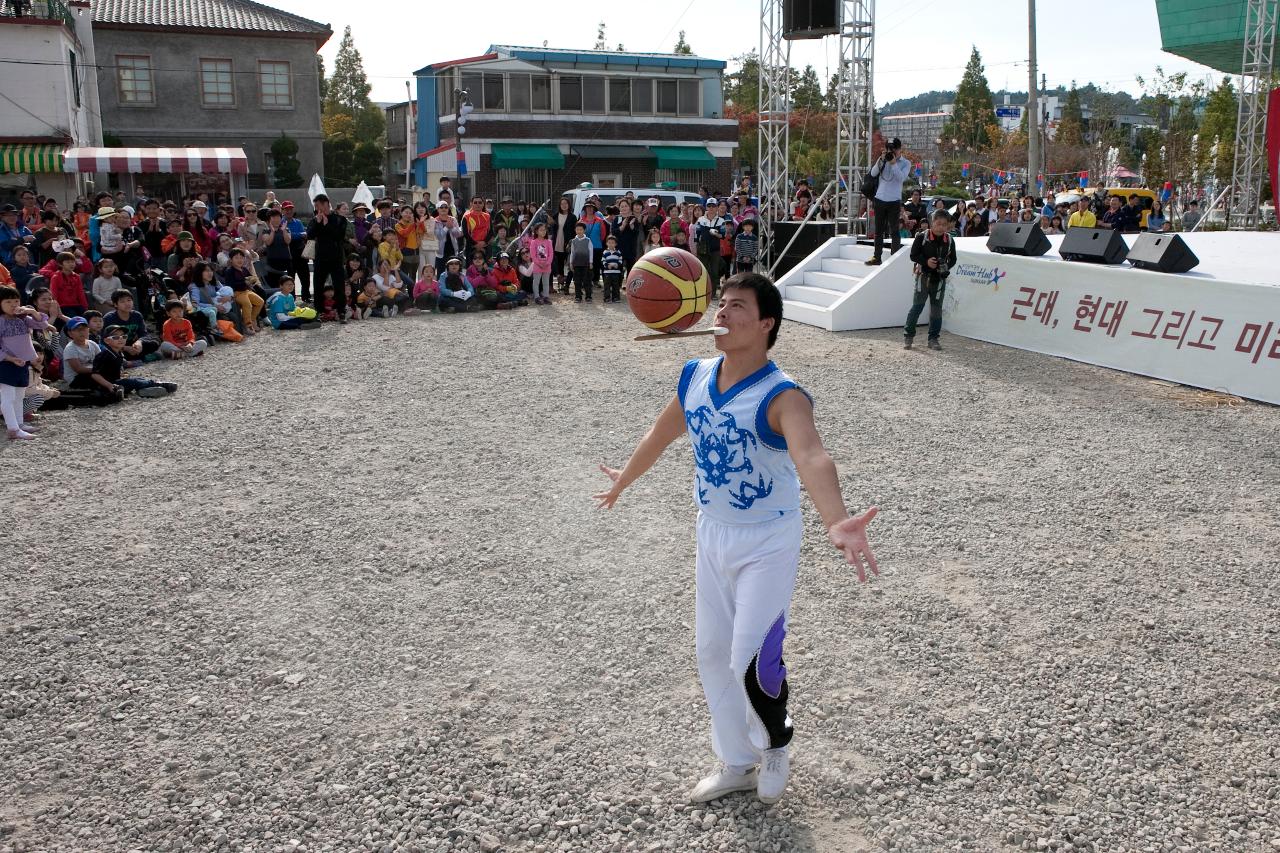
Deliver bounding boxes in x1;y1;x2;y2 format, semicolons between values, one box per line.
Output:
757;0;792;269
1229;0;1277;229
834;0;876;225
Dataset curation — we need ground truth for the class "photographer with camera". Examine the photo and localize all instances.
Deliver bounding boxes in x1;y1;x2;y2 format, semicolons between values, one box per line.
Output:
865;138;912;266
903;210;956;351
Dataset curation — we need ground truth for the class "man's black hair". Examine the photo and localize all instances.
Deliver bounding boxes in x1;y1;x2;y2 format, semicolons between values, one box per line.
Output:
111;288;133;303
931;209;953;222
721;272;783;350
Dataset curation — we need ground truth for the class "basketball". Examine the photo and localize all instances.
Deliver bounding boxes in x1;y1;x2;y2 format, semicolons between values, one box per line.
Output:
625;247;710;333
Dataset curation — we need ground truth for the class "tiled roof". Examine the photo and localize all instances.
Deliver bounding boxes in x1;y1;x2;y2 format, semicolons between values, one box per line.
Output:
90;0;331;37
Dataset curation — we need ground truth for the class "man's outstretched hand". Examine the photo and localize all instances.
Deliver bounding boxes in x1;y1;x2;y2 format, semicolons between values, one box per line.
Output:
827;506;880;583
594;463;622;509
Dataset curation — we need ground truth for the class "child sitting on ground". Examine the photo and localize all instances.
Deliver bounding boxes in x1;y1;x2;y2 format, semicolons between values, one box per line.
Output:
0;285;49;440
491;253;527;309
46;251;89;317
93;325;176;398
187;262;221;332
466;251;500;310
61;315;122;405
412;268;439;312
437;257;476;313
372;258;413;316
102;289;160;362
91;258;123;312
23;342;58;427
265;275;313;330
81;309;105;344
161;300;209;358
356;279;391;319
8;245;40;300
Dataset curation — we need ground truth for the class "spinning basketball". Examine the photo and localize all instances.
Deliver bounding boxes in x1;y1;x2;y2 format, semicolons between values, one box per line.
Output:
626;247;709;333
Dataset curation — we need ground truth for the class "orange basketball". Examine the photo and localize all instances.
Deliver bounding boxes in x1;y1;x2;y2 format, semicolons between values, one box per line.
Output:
625;247;710;333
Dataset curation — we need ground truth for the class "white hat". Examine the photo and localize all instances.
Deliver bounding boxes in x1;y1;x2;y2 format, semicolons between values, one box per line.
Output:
706;197;718;206
191;200;207;210
121;205;135;217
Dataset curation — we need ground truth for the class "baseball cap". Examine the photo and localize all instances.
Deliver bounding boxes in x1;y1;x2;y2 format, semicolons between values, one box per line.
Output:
65;316;88;330
177;231;194;241
498;252;510;259
706;197;718;206
282;201;295;210
191;200;207;210
121;205;135;217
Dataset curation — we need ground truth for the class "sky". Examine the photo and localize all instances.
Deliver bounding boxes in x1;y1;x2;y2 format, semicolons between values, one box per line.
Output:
268;0;1225;108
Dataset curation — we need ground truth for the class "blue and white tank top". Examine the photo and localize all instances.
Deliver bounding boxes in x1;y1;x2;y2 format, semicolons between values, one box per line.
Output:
678;356;811;525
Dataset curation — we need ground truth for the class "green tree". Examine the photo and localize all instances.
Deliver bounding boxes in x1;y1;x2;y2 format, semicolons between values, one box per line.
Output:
673;31;692;55
1198;77;1237;185
354;106;386;142
353;141;383;183
791;65;823;111
942;47;997;152
317;55;327;102
824;72;841;111
270;133;303;188
324;136;355;186
595;21;607;50
1142;133;1166;188
1057;83;1085;147
325;26;372;115
723;51;761;110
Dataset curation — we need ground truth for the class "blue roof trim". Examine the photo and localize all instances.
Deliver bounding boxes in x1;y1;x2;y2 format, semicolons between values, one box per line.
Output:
491;45;725;70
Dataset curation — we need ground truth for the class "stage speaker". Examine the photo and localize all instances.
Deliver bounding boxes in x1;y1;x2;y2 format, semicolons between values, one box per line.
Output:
1127;233;1200;273
783;0;839;39
1059;226;1129;264
987;222;1050;257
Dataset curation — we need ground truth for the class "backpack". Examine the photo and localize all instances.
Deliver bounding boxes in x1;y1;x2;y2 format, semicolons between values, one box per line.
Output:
860;170;879;199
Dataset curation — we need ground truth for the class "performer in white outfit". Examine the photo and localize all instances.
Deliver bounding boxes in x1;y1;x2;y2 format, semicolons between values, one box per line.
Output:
595;272;880;805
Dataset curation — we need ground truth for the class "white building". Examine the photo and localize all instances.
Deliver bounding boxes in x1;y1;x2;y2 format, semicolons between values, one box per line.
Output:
0;0;103;200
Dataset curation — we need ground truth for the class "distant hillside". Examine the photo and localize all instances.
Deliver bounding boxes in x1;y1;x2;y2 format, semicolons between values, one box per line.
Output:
880;83;1140;116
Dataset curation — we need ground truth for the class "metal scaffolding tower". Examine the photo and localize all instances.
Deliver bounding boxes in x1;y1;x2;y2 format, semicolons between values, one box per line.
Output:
834;0;875;227
1229;0;1277;229
757;0;792;269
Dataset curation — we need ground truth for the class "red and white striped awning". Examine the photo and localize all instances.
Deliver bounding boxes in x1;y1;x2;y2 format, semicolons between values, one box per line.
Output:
63;147;249;175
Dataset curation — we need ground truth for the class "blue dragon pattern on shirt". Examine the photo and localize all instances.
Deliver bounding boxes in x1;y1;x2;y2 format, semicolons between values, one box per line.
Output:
686;405;775;510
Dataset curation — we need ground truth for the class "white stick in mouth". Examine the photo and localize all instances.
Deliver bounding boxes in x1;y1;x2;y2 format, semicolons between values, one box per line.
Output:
711;326;729;335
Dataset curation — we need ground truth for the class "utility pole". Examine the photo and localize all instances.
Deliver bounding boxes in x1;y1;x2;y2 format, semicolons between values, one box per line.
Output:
1027;0;1039;195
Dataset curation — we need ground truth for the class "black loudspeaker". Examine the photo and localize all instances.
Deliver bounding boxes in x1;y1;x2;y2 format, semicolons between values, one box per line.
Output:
986;221;1051;256
1059;226;1129;264
1127;233;1200;273
783;0;839;39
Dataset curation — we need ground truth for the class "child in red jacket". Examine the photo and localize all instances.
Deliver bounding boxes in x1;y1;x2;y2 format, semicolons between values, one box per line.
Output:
43;251;90;316
491;253;527;308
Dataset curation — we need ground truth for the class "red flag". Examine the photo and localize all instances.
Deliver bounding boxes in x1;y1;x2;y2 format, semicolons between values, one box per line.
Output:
1268;88;1280;215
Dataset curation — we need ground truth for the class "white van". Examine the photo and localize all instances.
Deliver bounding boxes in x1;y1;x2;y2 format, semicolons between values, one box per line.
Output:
560;186;703;217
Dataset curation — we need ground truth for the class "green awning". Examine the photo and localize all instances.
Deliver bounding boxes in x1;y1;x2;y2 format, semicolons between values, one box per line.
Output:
490;143;564;169
650;145;716;170
0;144;64;173
571;145;654;159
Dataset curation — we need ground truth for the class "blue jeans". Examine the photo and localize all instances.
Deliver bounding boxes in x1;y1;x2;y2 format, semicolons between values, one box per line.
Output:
120;377;162;393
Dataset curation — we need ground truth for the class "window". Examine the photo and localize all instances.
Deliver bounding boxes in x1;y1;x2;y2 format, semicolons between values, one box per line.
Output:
437;75;453;115
632;78;653;114
199;58;235;107
496;169;551;207
69;51;80;108
531;75;551;111
259;61;292;107
116;55;154;105
655;169;711;193
461;71;482;109
509;73;530;112
559;76;581;112
656;80;677;114
608;78;631;114
264;152;276;183
678;79;700;116
483;72;504;111
582;76;605;113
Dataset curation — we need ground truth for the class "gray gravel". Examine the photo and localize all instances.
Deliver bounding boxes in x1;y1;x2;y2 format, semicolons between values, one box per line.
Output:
2;299;1278;853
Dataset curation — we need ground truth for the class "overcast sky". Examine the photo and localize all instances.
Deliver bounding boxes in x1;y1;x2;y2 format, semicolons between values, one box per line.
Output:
269;0;1224;107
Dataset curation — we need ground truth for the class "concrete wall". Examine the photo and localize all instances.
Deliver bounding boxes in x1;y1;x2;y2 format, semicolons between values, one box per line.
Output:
93;29;324;183
0;18;98;144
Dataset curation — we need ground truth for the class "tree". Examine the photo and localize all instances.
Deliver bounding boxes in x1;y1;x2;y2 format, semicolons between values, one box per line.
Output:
942;47;997;153
723;51;761;110
1057;83;1085;147
673;31;692;55
323;136;355;186
353;141;383;183
791;65;823;111
316;55;327;102
270;133;303;188
824;72;841;111
325;26;373;115
1198;77;1237;185
595;21;607;50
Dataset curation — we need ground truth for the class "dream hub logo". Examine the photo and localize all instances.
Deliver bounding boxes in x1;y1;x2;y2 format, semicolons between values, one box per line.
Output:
953;263;1007;290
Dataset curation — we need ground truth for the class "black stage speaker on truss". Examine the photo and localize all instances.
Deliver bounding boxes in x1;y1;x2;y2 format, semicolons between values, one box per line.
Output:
783;0;839;39
986;221;1051;257
1127;233;1200;273
1059;226;1129;264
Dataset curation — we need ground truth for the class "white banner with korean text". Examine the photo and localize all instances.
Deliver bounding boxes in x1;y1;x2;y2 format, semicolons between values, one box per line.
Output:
944;238;1280;405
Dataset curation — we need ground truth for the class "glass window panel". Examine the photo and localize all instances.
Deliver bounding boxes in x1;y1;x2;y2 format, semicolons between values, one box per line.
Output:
483;72;505;110
631;78;652;114
508;72;530;112
200;59;234;106
560;76;581;112
608;78;631;114
531;75;551;111
461;71;482;109
656;80;677;114
582;76;605;113
678;79;700;116
259;61;292;107
117;55;154;104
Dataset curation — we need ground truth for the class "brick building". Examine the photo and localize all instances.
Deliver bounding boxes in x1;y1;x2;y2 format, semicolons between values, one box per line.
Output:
411;45;737;205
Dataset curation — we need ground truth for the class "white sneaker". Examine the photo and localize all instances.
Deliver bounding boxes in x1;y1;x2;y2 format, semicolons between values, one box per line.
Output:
757;747;790;804
689;764;757;803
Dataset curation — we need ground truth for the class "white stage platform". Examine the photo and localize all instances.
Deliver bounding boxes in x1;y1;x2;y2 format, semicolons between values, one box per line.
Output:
945;232;1279;405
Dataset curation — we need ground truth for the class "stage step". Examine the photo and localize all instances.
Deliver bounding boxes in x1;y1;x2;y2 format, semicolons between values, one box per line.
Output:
782;299;832;329
819;257;872;279
802;270;862;292
786;285;845;308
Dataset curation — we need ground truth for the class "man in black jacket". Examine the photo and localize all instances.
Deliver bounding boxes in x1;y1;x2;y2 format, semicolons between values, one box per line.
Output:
903;211;957;351
306;194;348;324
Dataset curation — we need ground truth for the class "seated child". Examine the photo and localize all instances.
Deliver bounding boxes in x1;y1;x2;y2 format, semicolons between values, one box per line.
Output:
45;251;90;317
372;259;413;316
437;257;477;313
265;276;315;330
160;300;209;358
93;325;177;398
8;245;40;301
412;268;439;311
81;309;105;344
491;253;527;308
23;341;59;427
62;315;123;405
102;289;161;362
187;263;221;331
91;258;123;312
466;251;499;310
356;280;392;319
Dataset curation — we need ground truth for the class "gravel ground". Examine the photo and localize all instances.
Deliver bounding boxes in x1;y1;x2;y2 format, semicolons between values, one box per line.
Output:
2;297;1278;853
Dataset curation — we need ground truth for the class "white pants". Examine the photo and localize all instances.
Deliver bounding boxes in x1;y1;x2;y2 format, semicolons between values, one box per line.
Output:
531;272;551;299
1;383;24;431
695;510;802;771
